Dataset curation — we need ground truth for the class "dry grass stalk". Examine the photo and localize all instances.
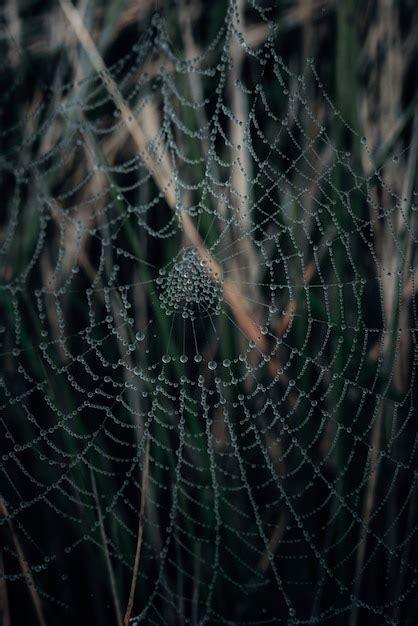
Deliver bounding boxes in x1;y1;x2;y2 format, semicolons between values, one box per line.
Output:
351;0;418;606
0;498;47;626
257;430;286;572
349;405;383;626
0;551;11;626
5;0;21;67
227;0;260;303
91;470;123;626
123;438;150;626
113;0;154;40
351;144;417;624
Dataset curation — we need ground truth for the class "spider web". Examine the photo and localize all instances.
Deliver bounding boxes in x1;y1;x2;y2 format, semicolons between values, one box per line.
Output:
0;1;417;625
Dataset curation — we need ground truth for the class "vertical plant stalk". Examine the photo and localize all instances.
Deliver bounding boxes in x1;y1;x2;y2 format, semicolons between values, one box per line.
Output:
348;408;383;626
90;469;123;626
123;438;150;626
227;0;259;303
0;550;11;626
333;1;361;573
350;113;418;626
0;499;47;626
5;0;21;67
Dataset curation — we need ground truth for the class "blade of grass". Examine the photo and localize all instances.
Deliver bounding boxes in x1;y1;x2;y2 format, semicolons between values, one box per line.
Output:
123;438;150;626
0;550;11;626
0;499;47;626
90;469;123;626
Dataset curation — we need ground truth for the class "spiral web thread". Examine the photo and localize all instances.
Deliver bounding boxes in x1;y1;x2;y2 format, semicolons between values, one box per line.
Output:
0;1;417;624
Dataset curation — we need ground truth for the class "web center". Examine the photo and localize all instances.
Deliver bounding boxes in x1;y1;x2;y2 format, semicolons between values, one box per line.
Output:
158;247;222;319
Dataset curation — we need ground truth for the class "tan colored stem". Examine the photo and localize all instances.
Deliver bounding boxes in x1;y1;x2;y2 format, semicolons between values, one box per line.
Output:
0;551;11;626
91;470;123;626
0;499;47;626
123;439;150;626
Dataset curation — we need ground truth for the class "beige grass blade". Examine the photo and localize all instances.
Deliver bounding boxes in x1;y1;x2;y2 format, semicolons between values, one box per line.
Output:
0;499;47;626
91;470;123;626
123;438;150;626
0;550;11;626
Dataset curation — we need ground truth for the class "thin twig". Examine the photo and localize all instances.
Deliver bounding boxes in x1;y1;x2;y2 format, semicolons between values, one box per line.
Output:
0;551;11;626
123;438;150;626
0;498;47;626
91;469;123;626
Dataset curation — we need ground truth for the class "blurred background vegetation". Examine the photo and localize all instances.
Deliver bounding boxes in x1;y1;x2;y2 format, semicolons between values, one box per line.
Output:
0;0;417;625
